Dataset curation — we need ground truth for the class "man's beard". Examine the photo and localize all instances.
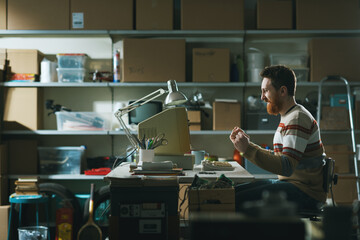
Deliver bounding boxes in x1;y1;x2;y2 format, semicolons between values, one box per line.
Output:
266;93;282;115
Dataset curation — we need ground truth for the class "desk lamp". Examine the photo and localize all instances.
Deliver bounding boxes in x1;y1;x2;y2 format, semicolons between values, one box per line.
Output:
114;79;188;151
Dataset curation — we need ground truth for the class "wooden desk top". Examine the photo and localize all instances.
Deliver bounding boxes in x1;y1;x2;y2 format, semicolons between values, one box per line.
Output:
105;161;254;184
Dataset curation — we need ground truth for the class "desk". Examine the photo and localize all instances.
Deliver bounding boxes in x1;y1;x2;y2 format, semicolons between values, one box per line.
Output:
105;161;254;184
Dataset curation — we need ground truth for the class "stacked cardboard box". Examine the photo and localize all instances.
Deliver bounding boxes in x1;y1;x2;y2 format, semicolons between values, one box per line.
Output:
213;100;241;130
187;110;201;131
257;0;293;29
0;206;10;240
331;174;358;205
324;145;352;174
192;48;230;82
136;0;173;30
320;106;349;130
189;188;235;213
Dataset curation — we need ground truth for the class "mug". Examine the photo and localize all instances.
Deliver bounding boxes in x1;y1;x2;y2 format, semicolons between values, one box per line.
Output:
191;150;208;165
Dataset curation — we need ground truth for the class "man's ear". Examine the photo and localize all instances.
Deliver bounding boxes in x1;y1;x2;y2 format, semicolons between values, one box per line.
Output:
280;86;287;95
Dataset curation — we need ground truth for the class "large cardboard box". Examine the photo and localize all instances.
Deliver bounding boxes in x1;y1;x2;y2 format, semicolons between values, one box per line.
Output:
71;0;133;30
189;188;235;213
213;100;241;130
309;38;360;82
320;106;349;130
7;140;38;174
3;88;43;130
331;174;357;205
181;0;244;30
0;0;5;30
7;0;70;30
192;48;230;82
296;0;360;30
324;145;351;174
7;49;44;75
122;38;185;82
136;0;173;30
0;144;7;175
257;0;293;29
0;205;10;240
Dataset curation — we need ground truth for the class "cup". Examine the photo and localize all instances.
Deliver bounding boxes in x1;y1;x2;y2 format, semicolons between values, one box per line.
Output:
191;150;208;165
139;149;155;163
18;226;48;240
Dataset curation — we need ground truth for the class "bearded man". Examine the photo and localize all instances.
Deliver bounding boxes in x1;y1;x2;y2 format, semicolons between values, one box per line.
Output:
230;65;326;213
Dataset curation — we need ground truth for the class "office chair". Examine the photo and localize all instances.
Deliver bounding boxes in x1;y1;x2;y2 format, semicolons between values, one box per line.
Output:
299;157;338;221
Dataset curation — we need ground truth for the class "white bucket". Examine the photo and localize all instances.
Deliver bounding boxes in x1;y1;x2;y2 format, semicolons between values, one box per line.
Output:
247;68;263;83
246;52;265;69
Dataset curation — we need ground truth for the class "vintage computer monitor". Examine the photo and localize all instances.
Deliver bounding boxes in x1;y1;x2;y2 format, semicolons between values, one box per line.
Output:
137;107;191;155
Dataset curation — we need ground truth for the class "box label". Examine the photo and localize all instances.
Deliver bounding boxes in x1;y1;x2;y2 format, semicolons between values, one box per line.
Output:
72;12;84;29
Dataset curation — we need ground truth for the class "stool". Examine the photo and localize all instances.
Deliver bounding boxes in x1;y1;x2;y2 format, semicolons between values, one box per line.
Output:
7;194;50;240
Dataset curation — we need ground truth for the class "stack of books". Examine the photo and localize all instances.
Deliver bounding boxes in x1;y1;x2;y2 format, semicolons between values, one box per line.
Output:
15;177;40;195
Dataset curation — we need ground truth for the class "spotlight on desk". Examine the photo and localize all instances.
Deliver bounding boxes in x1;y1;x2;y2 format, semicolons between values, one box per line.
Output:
114;79;188;153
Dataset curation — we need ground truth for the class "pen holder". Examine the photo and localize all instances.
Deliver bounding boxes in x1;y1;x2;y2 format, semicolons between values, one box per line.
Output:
139;149;155;163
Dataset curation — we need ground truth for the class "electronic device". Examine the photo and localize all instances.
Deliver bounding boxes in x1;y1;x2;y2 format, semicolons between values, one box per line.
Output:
138;107;191;155
128;100;162;124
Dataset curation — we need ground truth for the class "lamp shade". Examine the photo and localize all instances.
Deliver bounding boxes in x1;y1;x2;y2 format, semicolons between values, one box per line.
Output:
165;80;188;106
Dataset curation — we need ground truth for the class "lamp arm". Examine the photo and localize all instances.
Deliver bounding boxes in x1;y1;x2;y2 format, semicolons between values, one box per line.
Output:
114;88;168;150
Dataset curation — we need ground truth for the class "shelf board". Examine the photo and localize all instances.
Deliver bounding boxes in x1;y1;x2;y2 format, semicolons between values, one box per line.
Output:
245;29;360;38
8;174;105;180
2;130;109;135
109;30;245;38
1;82;109;87
0;30;109;37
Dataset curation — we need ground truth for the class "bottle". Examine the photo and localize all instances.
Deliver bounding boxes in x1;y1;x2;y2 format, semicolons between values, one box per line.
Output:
236;55;245;82
113;49;121;82
230;55;239;82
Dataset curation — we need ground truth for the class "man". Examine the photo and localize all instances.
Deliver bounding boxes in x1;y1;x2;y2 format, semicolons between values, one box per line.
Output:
230;65;326;212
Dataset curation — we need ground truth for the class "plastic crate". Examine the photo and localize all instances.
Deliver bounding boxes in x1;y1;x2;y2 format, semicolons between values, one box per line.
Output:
57;68;85;83
56;53;87;68
38;146;85;174
55;112;112;131
269;53;308;68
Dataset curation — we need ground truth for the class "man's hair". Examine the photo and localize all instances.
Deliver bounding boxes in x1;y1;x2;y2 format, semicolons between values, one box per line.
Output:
260;65;296;96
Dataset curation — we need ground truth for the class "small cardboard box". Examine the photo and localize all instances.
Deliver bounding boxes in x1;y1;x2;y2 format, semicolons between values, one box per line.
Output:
3;88;44;130
187;110;201;123
0;144;8;175
331;174;357;205
181;0;244;30
309;38;360;82
0;205;10;240
7;49;44;75
320;106;349;130
192;48;230;82
257;0;293;29
7;0;70;30
0;0;6;30
136;0;173;30
189;188;235;213
296;0;360;30
71;0;133;30
122;38;185;82
213;100;241;130
324;145;351;173
7;140;38;174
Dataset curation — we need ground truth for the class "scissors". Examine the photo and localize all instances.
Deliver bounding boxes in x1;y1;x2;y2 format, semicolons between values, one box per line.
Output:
150;133;168;149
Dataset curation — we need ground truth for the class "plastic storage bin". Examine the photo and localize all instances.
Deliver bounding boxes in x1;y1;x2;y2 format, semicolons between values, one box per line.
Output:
57;68;85;83
293;68;309;82
55;112;112;131
56;53;87;68
269;53;308;68
38;146;85;174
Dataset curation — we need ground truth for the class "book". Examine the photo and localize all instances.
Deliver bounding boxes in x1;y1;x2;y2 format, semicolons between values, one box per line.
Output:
132;168;184;176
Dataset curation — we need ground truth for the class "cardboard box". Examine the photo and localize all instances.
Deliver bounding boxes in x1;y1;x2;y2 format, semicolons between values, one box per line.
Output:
0;205;10;240
324;145;351;173
188;188;235;213
296;0;360;30
7;49;44;75
189;124;201;131
122;38;185;82
193;48;230;82
181;0;244;30
213;100;241;130
7;0;70;30
320;106;349;130
187;110;201;123
7;140;38;174
0;144;7;175
136;0;173;30
3;88;43;130
71;0;133;30
0;0;5;30
309;38;360;82
257;0;293;29
331;174;357;204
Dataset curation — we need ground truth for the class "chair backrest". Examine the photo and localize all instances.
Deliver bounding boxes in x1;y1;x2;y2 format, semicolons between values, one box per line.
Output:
323;157;335;193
